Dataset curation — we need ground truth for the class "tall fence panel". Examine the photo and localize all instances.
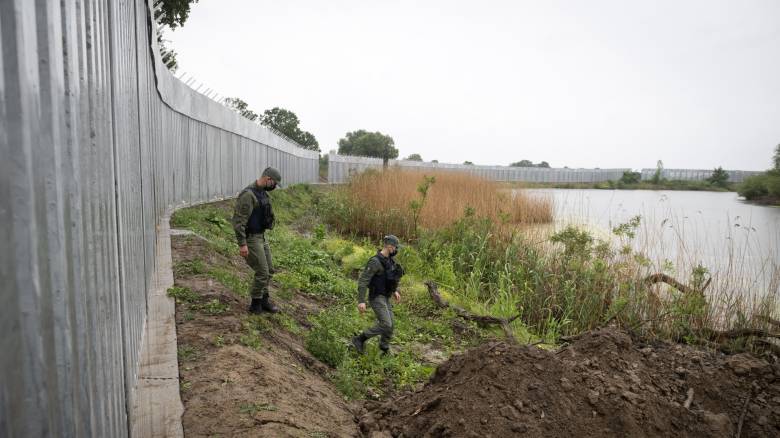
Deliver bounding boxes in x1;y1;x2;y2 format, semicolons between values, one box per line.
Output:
0;0;318;436
639;168;764;183
327;153;629;184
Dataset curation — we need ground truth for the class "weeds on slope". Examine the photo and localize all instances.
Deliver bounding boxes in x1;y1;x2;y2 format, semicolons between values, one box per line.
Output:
171;185;477;400
321;171;779;349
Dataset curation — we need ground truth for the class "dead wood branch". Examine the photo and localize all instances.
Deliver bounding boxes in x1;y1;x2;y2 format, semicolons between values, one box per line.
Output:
683;388;694;409
756;315;780;329
644;273;705;295
425;281;518;343
735;392;752;438
701;328;780;343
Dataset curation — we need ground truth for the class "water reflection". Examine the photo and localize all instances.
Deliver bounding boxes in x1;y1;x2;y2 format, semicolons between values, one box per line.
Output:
518;189;780;298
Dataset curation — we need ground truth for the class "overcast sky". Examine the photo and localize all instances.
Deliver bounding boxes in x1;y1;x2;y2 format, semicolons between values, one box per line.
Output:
168;0;780;170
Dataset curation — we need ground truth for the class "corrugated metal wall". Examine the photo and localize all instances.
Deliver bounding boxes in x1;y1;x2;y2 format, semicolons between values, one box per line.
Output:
0;1;318;436
327;153;630;184
639;168;763;183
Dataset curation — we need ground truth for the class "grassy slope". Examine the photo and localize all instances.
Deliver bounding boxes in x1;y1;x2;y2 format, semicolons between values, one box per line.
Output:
170;185;491;400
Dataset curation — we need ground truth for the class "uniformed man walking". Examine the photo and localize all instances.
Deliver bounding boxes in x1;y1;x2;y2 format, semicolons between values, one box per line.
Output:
232;167;282;314
351;235;405;355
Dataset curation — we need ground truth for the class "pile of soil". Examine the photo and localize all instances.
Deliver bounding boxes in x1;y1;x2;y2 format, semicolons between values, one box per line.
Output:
361;328;780;437
171;234;359;437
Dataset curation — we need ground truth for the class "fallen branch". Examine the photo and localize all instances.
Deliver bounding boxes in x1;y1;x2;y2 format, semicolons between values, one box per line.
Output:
425;281;518;343
683;388;694;409
644;273;704;295
756;315;780;329
735;392;752;438
700;328;780;343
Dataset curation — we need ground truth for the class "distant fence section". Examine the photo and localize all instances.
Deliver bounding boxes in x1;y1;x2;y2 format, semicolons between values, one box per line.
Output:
0;0;317;436
640;168;763;183
327;153;630;184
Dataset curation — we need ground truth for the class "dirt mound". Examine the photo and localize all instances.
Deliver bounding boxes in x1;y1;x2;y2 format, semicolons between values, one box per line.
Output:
361;328;780;437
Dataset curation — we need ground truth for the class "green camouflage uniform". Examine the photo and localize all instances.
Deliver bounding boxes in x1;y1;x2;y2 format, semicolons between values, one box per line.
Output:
357;254;394;351
232;183;274;299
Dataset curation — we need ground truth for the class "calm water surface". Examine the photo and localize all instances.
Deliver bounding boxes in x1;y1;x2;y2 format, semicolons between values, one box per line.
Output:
523;189;780;296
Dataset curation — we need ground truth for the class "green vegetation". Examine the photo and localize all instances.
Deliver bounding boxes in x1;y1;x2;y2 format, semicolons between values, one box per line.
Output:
177;345;198;362
171;179;777;402
239;402;278;415
338;130;397;165
737;145;780;205
510;159;550;168
167;285;200;304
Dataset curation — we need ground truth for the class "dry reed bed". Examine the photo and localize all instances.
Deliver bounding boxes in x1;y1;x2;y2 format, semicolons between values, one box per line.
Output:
334;169;553;239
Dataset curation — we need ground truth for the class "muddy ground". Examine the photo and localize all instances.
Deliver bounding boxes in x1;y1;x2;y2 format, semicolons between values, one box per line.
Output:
171;234;360;437
361;328;780;437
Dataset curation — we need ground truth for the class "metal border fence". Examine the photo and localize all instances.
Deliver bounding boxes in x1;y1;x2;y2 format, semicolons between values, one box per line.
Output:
327;153;630;184
640;168;763;183
0;1;317;436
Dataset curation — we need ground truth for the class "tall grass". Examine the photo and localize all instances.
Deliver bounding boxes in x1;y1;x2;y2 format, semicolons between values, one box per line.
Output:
321;175;779;347
321;168;553;240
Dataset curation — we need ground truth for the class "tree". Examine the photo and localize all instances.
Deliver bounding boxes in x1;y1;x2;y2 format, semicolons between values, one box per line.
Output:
707;167;730;188
337;130;398;166
157;0;200;29
155;0;200;72
510;160;534;167
774;144;780;171
224;97;259;122
405;153;423;161
157;34;178;72
538;161;551;168
651;160;664;184
463;161;474;165
260;107;320;152
620;171;641;185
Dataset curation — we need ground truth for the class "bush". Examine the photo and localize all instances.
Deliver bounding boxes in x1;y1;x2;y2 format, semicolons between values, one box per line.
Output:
738;174;770;200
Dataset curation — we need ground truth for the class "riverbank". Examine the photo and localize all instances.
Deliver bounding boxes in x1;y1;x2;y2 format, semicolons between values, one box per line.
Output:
167;183;779;436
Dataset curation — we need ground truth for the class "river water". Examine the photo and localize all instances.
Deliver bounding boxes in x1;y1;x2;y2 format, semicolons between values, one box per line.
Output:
522;189;780;299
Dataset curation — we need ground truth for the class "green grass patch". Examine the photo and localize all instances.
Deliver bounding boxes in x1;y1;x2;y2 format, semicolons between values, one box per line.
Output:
270;313;304;335
167;286;199;304
239;315;272;350
177;345;198;362
239;402;278;415
207;267;251;297
193;298;230;316
174;259;207;276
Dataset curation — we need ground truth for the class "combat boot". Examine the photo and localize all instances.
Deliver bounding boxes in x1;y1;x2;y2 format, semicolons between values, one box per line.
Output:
260;294;279;313
380;346;391;356
248;298;263;314
351;334;367;354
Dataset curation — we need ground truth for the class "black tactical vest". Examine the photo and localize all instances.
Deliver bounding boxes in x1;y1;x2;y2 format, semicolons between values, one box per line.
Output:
244;186;275;234
368;252;405;298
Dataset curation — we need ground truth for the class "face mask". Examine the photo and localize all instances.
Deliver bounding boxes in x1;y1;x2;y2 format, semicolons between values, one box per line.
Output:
264;181;277;191
389;248;398;257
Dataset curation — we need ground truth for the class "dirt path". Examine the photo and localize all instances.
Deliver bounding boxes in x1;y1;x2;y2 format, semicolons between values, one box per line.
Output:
171;234;359;437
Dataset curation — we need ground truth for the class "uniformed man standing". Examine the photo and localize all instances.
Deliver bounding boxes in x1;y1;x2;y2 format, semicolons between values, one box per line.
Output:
351;235;405;355
232;167;282;314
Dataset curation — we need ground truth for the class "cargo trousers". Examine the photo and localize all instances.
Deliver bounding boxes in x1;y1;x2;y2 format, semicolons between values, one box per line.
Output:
362;294;394;351
246;233;273;299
